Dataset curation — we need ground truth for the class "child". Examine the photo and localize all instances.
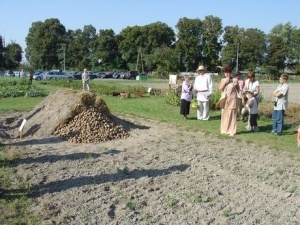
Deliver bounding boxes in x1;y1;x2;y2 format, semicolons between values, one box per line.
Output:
245;90;259;131
297;125;300;147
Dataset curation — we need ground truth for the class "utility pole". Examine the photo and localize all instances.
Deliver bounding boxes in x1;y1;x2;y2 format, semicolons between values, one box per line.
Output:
236;43;239;71
136;47;144;73
63;44;66;72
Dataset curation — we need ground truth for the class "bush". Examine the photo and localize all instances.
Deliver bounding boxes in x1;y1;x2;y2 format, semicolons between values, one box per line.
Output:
165;90;180;106
0;78;47;98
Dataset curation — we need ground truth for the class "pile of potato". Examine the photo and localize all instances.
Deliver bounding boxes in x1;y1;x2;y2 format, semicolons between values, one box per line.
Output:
54;92;129;143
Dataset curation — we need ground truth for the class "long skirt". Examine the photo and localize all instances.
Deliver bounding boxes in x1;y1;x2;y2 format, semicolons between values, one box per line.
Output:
220;108;237;135
180;99;191;116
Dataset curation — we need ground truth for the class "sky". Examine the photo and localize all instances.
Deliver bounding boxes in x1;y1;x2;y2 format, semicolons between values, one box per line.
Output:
1;0;300;58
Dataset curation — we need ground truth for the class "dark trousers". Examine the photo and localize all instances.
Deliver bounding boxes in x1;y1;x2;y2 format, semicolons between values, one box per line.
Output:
249;113;258;127
180;99;191;116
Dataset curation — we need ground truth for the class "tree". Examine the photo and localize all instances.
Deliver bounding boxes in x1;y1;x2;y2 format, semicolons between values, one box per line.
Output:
240;28;266;69
175;17;202;72
118;25;144;69
290;28;300;72
65;25;97;70
265;35;286;78
221;26;266;71
25;18;66;70
143;22;175;55
0;36;5;70
94;29;123;70
5;42;22;70
201;15;223;70
267;22;300;73
270;23;300;72
118;22;175;71
144;46;178;77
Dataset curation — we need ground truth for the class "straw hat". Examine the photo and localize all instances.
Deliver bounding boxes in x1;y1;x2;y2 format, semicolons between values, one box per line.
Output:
197;65;205;71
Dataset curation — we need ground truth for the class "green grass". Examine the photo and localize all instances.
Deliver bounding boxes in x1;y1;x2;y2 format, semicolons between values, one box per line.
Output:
0;88;299;153
0;97;46;114
98;94;299;153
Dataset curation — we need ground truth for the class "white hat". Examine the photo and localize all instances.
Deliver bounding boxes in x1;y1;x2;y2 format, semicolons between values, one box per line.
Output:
197;65;205;71
241;107;247;115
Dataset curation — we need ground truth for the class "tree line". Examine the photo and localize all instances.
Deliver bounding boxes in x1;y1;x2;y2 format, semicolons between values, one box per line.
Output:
1;16;299;78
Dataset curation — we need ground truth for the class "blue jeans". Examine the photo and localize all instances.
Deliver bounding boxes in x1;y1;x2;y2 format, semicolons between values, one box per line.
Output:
272;110;284;134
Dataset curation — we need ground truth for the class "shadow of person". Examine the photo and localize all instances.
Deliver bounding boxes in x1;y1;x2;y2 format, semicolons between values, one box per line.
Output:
31;163;190;196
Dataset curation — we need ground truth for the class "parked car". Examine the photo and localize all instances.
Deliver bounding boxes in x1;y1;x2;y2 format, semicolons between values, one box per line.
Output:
89;71;97;79
124;70;138;79
43;71;73;80
119;72;127;79
4;70;14;77
112;72;121;79
72;72;82;80
96;72;113;79
72;71;97;80
33;71;45;80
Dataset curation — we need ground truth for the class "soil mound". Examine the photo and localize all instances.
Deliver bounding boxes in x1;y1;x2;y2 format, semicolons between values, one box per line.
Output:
18;89;129;143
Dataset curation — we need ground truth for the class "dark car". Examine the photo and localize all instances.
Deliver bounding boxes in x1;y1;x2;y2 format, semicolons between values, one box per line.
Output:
112;72;121;79
97;72;113;79
124;71;138;80
119;72;127;79
89;71;97;79
73;72;82;80
73;71;97;80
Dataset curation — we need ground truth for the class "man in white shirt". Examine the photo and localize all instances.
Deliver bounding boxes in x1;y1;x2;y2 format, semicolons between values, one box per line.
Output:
193;65;213;120
82;68;90;91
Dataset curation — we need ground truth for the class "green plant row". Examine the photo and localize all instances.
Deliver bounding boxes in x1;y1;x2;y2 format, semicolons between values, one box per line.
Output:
0;77;47;98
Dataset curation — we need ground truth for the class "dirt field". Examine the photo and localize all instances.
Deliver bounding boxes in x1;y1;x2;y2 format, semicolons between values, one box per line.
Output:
1;89;300;224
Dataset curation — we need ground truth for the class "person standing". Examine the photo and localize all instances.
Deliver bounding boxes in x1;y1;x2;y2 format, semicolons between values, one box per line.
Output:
271;74;289;135
235;71;245;120
29;71;33;85
243;70;260;105
243;70;260;129
193;65;213;120
82;68;90;91
180;75;193;119
245;90;259;131
219;66;240;136
20;69;24;78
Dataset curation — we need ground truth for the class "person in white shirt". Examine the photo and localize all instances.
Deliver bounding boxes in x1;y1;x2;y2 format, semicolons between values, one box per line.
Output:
243;70;260;129
271;74;289;135
193;65;213;120
235;71;245;120
82;68;90;91
243;70;260;105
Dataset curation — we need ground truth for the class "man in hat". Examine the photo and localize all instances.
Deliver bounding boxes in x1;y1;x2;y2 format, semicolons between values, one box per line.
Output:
193;65;213;120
